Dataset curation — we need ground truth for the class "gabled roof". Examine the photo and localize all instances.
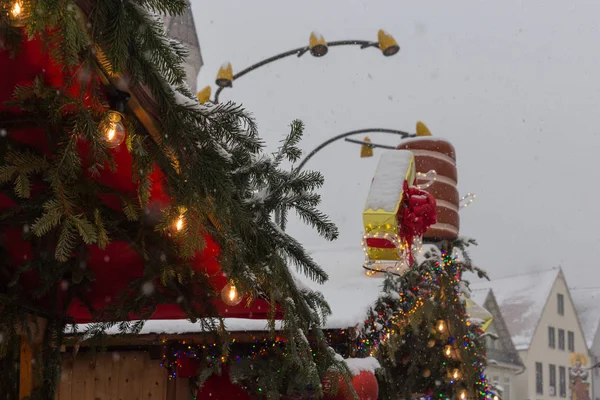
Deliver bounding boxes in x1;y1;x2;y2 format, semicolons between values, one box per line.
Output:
470;268;560;350
469;287;491;307
473;289;525;368
570;287;600;348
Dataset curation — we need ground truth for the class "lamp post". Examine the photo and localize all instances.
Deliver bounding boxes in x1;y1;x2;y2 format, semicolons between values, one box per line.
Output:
273;124;427;226
196;30;400;104
295;128;414;172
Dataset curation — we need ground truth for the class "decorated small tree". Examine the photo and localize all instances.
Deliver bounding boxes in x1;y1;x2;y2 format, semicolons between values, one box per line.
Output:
357;239;490;399
353;131;490;399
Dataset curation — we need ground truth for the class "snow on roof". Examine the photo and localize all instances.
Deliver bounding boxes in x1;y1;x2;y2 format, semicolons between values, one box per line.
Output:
469;288;490;306
470;268;559;350
570;287;600;348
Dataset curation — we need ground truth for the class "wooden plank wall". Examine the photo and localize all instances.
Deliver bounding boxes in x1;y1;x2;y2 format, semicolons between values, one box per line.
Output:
56;351;189;400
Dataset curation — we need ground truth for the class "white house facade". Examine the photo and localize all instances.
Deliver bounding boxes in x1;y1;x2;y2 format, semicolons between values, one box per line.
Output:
472;268;591;400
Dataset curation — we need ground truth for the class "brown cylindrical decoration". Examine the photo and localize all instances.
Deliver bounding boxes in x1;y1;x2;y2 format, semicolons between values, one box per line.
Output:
397;138;459;240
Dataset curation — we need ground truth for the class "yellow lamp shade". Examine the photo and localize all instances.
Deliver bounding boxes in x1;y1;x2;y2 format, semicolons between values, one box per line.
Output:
416;121;432;136
197;86;212;104
377;29;400;56
309;32;328;57
216;62;233;88
360;136;374;158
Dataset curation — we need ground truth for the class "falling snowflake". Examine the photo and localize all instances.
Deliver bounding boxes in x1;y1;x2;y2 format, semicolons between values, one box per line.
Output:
141;281;155;296
60;281;69;291
0;332;4;344
160;252;167;262
176;296;184;303
112;352;121;362
0;129;6;138
103;255;110;263
22;225;29;234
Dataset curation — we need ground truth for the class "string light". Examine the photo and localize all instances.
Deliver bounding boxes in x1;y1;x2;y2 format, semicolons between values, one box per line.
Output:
100;110;126;148
8;0;25;27
437;320;446;332
452;369;461;380
11;1;21;17
416;169;437;190
161;337;288;379
444;345;453;357
459;193;476;211
356;244;490;399
361;231;411;275
221;281;243;306
175;214;185;232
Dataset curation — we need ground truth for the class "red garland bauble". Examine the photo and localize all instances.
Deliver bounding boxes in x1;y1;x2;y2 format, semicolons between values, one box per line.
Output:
323;370;379;400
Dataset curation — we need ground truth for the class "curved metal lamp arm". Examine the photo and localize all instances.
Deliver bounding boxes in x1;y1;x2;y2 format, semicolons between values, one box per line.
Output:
295;128;413;172
214;40;381;103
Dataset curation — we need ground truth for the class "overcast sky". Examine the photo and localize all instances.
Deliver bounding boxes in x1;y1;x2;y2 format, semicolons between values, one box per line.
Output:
191;0;600;288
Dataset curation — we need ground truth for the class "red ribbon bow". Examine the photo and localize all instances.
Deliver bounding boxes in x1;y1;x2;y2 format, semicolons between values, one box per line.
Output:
399;181;438;264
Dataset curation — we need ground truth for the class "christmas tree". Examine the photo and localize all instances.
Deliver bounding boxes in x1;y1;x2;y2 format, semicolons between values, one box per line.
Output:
0;1;351;398
356;238;491;400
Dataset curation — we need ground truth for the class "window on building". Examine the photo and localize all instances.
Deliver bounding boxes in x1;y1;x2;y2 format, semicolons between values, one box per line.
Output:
549;326;556;348
536;362;544;394
567;331;574;352
558;329;565;350
504;376;511;400
559;366;566;397
549;364;557;396
558;293;565;315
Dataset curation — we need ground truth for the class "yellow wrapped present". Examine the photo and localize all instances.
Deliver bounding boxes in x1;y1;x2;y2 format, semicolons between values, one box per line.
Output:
362;150;416;261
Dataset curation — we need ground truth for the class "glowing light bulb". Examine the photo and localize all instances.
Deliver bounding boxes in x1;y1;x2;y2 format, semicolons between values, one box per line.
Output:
221;282;243;306
8;0;25;26
444;345;452;357
11;1;21;17
493;396;499;400
437;320;445;332
175;215;184;232
101;111;126;148
460;391;466;400
452;369;460;380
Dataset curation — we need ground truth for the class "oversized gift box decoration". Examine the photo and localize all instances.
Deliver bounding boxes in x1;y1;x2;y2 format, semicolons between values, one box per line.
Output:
362;150;437;275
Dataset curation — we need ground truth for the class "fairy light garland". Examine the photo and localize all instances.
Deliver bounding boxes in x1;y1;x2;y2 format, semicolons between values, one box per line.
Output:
355;246;491;399
160;337;288;380
152;244;492;399
459;193;476;211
